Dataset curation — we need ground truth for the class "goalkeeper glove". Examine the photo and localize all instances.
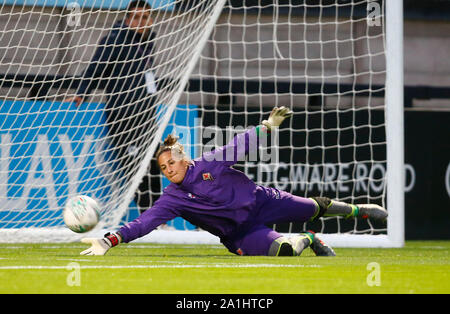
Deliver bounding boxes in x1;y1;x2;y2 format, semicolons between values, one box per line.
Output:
80;232;122;256
261;106;293;131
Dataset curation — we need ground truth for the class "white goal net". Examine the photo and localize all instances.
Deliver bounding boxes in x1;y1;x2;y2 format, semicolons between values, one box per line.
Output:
0;0;404;246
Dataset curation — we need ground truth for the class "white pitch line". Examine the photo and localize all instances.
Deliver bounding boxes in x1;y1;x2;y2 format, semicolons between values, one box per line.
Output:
0;264;320;270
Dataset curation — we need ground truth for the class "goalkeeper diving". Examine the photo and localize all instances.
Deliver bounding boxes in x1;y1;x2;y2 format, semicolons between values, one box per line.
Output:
81;106;388;257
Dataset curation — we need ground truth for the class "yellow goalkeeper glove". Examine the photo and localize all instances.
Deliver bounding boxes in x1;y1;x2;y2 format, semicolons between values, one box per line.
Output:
261;106;293;131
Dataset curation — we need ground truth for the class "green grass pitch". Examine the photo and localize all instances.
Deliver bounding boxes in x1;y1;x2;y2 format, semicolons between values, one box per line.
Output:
0;241;448;294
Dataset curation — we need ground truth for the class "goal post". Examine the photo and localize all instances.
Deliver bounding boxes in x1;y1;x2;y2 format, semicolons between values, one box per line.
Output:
385;0;405;248
0;0;404;247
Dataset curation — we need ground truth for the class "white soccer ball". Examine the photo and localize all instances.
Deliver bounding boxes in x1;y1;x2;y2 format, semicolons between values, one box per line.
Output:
63;195;100;233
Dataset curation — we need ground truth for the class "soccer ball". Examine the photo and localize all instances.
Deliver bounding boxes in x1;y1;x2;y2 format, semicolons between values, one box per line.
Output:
63;195;100;233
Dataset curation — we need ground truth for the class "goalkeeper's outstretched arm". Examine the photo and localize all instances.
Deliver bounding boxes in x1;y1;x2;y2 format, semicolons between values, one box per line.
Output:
80;200;178;255
202;106;293;167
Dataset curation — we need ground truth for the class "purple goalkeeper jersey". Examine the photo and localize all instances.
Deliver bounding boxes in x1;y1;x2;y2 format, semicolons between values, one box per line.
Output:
119;126;268;243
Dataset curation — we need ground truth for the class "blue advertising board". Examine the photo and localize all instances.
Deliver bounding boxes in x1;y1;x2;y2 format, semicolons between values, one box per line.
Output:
0;100;198;229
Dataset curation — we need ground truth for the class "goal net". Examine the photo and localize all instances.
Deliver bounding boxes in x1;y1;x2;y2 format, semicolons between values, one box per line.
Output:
0;0;404;247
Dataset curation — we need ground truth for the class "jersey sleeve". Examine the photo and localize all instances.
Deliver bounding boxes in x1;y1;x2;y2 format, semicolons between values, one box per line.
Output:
118;196;179;243
200;125;270;167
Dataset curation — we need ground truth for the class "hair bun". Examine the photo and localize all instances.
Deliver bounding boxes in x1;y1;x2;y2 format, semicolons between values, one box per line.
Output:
163;134;179;146
156;134;188;162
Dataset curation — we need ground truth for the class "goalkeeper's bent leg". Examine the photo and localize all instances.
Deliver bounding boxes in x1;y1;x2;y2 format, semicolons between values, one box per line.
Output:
268;232;314;256
224;227;314;256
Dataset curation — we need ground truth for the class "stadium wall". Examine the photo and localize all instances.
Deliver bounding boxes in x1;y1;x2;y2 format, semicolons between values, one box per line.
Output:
403;109;450;240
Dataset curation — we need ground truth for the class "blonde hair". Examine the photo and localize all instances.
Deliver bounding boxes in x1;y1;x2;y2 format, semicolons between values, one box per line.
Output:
156;134;189;163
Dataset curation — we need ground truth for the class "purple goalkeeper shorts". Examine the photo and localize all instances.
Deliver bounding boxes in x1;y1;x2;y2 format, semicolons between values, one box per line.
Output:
221;186;317;256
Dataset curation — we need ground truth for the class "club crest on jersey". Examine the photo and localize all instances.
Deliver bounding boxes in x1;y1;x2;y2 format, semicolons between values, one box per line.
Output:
187;193;196;199
202;172;214;181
